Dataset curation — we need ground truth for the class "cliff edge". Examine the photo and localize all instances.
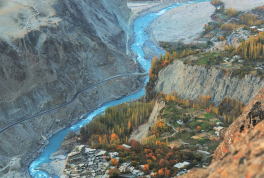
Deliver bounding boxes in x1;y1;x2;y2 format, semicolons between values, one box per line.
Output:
155;60;264;105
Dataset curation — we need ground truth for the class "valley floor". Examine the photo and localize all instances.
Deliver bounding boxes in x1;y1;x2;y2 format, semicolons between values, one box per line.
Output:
145;0;264;46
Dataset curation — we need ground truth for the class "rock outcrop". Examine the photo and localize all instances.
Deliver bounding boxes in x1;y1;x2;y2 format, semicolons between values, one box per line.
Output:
179;87;264;178
155;60;264;105
0;0;143;177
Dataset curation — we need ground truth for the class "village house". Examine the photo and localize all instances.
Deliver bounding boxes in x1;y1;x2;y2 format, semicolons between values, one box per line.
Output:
214;126;224;136
109;152;119;158
122;144;132;149
63;146;110;177
67;145;85;164
119;162;131;173
63;145;146;178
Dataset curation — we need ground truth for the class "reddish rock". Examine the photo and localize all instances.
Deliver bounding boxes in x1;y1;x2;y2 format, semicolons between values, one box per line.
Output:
213;88;264;162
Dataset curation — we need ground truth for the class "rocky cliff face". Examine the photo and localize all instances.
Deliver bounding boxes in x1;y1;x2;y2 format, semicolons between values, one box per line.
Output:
179;87;264;178
155;60;264;105
0;0;143;177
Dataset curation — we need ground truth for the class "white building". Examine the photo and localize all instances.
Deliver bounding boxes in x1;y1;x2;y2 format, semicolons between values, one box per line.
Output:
174;161;190;169
96;150;106;157
122;144;132;149
109;152;119;158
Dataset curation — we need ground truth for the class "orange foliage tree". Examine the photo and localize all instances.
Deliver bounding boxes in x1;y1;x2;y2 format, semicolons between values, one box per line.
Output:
110;133;119;143
143;165;149;172
158;169;164;176
117;145;124;150
196;126;201;132
164;167;170;176
110;158;118;166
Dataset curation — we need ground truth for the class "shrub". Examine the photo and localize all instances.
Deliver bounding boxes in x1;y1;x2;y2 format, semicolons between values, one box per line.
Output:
131;160;138;167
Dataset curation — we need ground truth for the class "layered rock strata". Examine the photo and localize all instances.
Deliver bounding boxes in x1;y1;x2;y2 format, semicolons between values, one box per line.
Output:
155;60;264;105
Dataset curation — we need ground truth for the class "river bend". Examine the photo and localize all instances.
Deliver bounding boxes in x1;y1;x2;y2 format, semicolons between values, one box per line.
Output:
29;1;207;177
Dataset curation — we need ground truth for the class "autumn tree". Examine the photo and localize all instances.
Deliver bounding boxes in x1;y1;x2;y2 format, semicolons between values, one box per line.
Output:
158;169;164;176
111;133;119;143
196;126;201;132
109;168;120;178
164;167;170;176
159;159;167;168
130;139;142;152
143;165;150;173
236;33;264;61
185;99;190;107
227;8;238;18
110;158;118;166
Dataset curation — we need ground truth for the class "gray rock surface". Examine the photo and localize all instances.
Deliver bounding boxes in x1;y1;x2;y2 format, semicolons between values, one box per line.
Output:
0;0;144;177
143;42;158;60
64;131;76;140
37;159;66;177
55;131;78;155
155;60;264;105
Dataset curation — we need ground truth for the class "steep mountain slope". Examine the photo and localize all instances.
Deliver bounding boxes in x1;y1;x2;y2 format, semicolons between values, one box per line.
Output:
179;87;264;178
155;60;264;105
0;0;143;177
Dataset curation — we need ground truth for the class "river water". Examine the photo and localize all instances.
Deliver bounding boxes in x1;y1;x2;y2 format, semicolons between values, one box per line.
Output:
29;1;207;177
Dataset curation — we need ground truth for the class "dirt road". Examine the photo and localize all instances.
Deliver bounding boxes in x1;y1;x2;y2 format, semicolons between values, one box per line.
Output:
129;101;165;142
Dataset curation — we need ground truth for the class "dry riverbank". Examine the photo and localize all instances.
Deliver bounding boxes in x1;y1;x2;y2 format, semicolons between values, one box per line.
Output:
146;0;264;45
148;2;215;44
222;0;264;11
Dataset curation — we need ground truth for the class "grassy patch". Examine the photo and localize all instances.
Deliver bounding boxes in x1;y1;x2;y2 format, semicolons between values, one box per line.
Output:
169;130;196;141
173;122;180;127
204;113;215;119
197;118;206;120
208;145;219;151
198;138;211;145
195;53;221;65
197;58;210;65
201;122;213;131
188;120;202;130
208;130;215;135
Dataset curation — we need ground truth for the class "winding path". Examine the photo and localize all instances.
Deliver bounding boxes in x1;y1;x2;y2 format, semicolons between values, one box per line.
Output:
0;72;148;134
228;33;234;45
22;0;48;30
165;122;178;137
224;59;231;66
